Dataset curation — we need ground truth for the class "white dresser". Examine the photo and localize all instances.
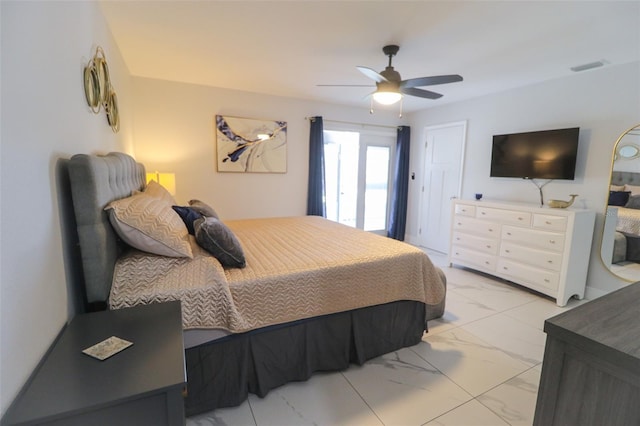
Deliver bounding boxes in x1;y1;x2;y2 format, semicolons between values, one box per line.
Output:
449;199;596;306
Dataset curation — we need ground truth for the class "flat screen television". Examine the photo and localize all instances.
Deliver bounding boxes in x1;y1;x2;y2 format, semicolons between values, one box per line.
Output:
490;127;580;180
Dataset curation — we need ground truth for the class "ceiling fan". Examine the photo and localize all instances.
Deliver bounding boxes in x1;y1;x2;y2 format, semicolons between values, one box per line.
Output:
320;45;463;105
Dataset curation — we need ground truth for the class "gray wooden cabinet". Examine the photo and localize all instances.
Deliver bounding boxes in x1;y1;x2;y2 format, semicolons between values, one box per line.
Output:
534;282;640;425
3;302;186;426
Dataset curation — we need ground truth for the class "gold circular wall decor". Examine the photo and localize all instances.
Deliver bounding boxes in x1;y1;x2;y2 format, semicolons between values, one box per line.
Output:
105;90;120;133
83;64;101;113
83;46;119;132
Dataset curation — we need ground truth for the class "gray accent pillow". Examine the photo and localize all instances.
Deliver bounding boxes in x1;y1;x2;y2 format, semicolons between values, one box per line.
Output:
626;195;640;209
194;217;246;268
627;235;640;262
189;199;220;219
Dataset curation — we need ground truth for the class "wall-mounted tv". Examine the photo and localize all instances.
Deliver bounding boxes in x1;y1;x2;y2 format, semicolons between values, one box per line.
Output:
490;127;580;180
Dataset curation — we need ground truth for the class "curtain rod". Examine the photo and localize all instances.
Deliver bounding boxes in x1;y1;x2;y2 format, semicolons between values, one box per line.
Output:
305;117;402;130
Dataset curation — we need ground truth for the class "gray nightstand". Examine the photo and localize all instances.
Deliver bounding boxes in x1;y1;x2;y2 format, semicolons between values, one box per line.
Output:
3;301;186;426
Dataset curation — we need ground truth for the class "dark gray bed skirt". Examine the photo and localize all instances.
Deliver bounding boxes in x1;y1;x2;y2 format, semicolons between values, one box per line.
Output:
184;300;426;417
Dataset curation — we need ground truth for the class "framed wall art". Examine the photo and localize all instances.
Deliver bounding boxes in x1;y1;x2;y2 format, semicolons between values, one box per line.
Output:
215;115;288;173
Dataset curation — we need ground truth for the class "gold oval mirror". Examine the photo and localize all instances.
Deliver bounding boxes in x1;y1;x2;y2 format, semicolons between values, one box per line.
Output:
601;124;640;281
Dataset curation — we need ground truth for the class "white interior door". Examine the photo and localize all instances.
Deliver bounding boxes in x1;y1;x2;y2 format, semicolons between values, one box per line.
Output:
419;122;466;253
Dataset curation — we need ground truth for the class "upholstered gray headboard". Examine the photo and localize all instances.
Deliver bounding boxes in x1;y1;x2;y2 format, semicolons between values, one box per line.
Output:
67;152;145;309
611;171;640;186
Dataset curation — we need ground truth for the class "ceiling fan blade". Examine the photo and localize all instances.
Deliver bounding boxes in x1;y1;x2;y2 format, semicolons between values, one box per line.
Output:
356;66;388;83
316;84;375;87
401;74;463;89
401;87;443;99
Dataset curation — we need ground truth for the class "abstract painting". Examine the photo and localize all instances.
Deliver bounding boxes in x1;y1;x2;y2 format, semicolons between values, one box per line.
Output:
216;115;287;173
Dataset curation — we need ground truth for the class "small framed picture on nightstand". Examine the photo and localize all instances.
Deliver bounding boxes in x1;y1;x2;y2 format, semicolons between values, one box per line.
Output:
82;336;133;361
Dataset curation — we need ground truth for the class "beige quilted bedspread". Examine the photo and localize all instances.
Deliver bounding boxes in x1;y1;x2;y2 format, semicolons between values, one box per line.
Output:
110;216;445;332
616;206;640;237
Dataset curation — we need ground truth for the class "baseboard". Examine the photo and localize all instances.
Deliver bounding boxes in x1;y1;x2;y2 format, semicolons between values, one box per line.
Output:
585;286;609;301
405;235;418;245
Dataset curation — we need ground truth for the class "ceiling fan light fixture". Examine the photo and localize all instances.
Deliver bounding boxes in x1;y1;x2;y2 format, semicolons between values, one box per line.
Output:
372;90;402;105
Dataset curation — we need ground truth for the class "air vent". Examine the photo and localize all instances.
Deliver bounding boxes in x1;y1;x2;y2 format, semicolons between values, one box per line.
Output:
570;60;608;72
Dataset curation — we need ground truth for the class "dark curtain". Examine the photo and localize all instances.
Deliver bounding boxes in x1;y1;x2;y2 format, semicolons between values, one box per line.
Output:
306;116;326;216
387;125;411;240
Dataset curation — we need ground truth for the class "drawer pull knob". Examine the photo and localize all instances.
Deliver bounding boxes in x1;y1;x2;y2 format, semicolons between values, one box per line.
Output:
546;221;552;225
462;209;466;212
458;222;462;225
507;232;512;236
544;278;550;283
550;240;556;244
548;260;553;264
489;228;494;232
486;245;491;248
503;266;508;270
518;217;523;221
505;249;510;253
481;212;486;215
456;237;460;241
485;261;490;265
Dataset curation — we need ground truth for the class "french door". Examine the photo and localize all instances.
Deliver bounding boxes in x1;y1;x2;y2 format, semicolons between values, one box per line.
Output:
323;127;395;234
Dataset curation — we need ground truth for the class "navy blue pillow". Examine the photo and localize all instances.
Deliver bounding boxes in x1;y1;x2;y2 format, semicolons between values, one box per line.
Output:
609;191;631;206
172;206;203;235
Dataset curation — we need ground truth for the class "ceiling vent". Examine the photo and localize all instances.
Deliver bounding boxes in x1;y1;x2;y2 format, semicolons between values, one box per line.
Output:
570;60;608;72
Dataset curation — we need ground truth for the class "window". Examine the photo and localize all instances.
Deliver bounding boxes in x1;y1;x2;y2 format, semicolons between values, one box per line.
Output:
323;127;395;234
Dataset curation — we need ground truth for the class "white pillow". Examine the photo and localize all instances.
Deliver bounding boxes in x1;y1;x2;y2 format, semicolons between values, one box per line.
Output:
625;184;640;196
105;192;192;258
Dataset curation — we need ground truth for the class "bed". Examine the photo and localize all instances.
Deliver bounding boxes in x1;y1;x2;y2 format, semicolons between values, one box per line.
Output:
64;152;447;416
609;171;640;262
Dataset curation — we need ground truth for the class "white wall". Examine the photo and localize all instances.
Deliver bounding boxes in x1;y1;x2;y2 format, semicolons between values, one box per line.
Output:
0;1;132;415
131;77;403;219
406;62;640;295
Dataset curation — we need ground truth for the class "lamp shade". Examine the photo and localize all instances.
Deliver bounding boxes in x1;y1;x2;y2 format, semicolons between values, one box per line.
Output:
146;172;176;196
372;91;402;105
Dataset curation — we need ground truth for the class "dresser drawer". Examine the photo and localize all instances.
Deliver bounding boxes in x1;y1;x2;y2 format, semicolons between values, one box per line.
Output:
452;231;499;255
497;258;559;291
500;241;563;272
453;216;500;238
451;246;497;271
502;225;565;253
476;207;531;225
454;204;476;217
449;199;595;307
533;214;568;232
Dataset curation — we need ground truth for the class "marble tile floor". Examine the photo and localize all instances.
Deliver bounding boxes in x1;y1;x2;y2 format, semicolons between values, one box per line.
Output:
187;250;588;426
